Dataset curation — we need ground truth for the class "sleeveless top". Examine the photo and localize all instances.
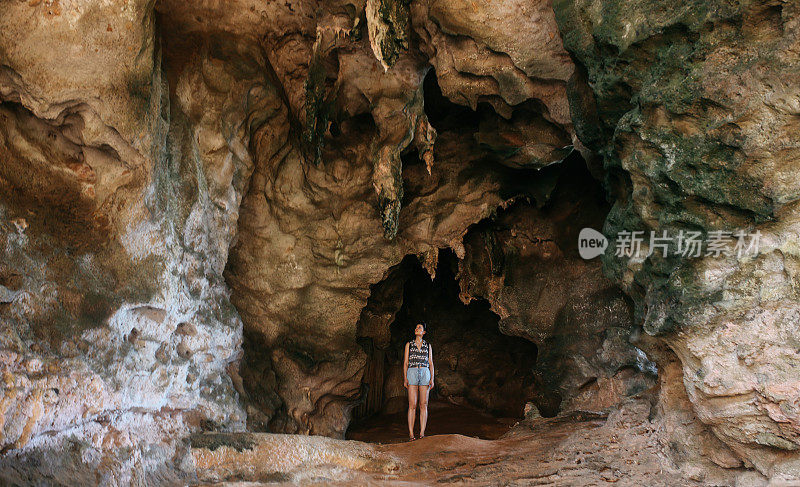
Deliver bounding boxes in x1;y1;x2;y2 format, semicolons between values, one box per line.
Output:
408;340;430;368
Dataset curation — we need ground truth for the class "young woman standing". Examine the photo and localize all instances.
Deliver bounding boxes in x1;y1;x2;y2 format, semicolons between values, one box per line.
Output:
403;322;434;441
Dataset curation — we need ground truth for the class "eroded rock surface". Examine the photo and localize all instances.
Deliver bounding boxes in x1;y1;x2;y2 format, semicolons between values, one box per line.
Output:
190;399;757;486
1;0;799;484
554;0;800;477
0;0;274;482
228;129;506;437
458;157;658;415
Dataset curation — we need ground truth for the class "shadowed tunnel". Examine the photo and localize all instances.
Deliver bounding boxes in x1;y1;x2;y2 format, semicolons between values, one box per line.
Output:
348;249;541;442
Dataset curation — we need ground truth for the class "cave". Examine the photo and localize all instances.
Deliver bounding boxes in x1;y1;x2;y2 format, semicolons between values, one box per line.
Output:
228;132;658;444
347;248;540;442
2;0;798;485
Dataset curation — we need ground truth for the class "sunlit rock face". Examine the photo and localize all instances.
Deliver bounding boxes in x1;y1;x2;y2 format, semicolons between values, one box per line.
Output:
0;0;272;482
554;0;800;477
0;0;576;478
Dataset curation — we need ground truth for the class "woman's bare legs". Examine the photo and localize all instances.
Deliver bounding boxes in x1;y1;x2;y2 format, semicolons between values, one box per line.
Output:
418;384;429;438
407;384;418;440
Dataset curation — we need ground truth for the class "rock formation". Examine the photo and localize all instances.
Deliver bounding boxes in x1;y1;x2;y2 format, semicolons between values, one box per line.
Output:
554;0;800;478
0;0;798;485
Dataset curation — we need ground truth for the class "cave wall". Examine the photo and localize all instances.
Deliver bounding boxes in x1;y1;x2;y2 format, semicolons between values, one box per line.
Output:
553;0;800;477
0;0;579;473
0;1;275;482
458;157;658;416
1;0;799;483
222;0;580;438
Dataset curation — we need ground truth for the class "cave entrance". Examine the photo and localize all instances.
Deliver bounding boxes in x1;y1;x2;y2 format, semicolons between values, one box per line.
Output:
347;248;539;443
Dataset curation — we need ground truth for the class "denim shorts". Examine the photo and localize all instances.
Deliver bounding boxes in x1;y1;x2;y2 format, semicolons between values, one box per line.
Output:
406;366;431;386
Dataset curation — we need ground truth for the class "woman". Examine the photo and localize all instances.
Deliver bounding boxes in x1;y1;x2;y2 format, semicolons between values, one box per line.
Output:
403;322;434;441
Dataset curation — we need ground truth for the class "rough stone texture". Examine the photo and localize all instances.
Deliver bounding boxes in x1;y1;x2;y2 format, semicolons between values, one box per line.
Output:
412;0;574;122
2;0;603;470
0;0;277;482
553;0;800;478
227;130;506;438
2;0;800;484
411;0;579;169
457;158;657;415
189;399;756;486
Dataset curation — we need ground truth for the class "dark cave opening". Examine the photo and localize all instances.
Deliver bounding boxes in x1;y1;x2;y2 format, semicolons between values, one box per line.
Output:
347;248;541;442
228;128;658;443
219;55;661;442
341;138;658;443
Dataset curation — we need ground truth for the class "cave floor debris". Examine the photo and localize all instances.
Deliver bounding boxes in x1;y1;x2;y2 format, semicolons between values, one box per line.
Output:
192;399;732;486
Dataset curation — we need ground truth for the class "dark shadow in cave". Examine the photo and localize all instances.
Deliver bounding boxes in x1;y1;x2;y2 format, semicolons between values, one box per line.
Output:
348;249;539;443
422;68;492;133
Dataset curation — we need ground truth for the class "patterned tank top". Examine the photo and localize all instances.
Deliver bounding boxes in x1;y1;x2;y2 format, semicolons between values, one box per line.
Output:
408;340;430;368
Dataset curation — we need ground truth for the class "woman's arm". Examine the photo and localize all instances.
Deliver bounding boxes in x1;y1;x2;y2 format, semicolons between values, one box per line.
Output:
403;342;410;389
428;344;434;388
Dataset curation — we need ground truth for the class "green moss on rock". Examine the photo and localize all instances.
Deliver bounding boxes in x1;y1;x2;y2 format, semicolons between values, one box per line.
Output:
302;46;336;166
376;0;411;67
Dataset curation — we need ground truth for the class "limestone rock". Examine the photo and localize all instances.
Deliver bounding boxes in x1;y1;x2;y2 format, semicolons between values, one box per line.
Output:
2;0;799;484
554;0;800;477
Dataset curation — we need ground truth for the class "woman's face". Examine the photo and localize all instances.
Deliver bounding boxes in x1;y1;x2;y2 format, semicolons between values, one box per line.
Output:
415;323;425;336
